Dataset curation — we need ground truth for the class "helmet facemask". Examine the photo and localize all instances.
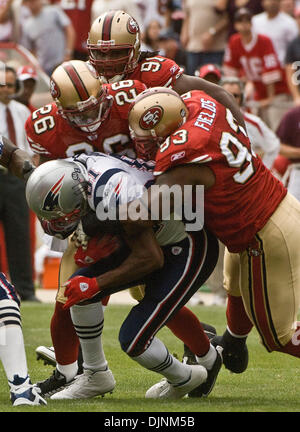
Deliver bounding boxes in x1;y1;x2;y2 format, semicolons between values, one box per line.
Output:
58;87;113;133
129;126;164;161
128;87;189;161
87;10;141;82
88;44;139;81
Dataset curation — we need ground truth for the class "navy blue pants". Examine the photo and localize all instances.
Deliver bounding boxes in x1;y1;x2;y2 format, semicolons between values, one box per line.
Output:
0;272;20;305
72;228;218;357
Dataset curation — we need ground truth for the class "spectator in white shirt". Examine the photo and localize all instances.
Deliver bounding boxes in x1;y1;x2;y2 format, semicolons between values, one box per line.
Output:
252;0;298;65
0;65;38;302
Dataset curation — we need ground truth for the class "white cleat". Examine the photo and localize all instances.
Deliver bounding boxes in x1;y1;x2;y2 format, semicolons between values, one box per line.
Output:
145;365;208;399
36;346;56;367
9;376;47;406
50;368;115;400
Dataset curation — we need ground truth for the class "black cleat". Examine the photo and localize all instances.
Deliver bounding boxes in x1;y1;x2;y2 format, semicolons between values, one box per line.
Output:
188;345;223;398
36;369;74;398
211;329;248;374
182;322;217;365
182;344;198;365
202;322;217;340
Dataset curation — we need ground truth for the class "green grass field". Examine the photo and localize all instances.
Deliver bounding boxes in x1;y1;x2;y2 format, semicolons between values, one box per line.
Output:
0;302;299;413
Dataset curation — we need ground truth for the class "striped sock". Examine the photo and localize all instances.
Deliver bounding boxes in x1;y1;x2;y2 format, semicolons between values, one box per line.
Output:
132;337;191;385
0;299;28;381
71;303;107;371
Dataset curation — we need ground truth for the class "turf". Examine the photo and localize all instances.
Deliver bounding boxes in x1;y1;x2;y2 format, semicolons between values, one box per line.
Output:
0;302;299;413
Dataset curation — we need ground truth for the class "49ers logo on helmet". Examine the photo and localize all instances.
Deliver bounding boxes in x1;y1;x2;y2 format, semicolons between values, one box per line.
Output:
127;17;139;34
50;78;60;99
139;106;164;130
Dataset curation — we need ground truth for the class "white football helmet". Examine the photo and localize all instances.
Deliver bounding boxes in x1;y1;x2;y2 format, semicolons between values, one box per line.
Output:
25;159;88;222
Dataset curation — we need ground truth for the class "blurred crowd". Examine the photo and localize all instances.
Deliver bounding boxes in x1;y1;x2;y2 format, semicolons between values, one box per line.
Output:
1;0;300;303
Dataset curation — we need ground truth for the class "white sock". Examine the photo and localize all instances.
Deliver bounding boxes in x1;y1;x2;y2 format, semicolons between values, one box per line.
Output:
0;300;28;382
196;344;217;370
227;326;249;338
71;303;107;371
57;361;78;382
132;337;191;385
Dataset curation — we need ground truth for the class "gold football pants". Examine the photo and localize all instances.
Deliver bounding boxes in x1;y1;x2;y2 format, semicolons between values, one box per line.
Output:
224;193;300;350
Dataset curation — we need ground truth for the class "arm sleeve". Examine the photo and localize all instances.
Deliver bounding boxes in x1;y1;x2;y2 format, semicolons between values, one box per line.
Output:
140;57;183;88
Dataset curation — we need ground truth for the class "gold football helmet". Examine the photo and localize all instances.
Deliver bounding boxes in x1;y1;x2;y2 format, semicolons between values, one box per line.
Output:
50;60;112;132
87;10;141;82
128;87;188;160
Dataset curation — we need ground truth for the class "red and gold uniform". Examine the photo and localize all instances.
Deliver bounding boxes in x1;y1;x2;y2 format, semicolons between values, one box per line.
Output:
154;90;287;253
25;80;146;159
129;55;182;89
154;90;300;352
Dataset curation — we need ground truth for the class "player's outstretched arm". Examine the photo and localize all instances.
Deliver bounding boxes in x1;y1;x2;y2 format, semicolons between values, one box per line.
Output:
118;164;215;227
0;136;35;180
173;74;246;128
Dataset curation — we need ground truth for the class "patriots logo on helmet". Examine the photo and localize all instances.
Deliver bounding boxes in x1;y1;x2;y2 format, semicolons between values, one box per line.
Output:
139;106;164;130
42;175;65;211
127;17;139;34
50;78;60;99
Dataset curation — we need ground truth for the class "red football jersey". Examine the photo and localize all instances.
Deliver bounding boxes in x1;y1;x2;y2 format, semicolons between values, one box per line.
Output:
26;80;146;159
128;55;183;88
154;90;287;252
224;33;289;100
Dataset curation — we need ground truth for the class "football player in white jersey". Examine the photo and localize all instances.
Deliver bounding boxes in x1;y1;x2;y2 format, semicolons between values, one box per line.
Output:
26;152;223;399
0;135;45;406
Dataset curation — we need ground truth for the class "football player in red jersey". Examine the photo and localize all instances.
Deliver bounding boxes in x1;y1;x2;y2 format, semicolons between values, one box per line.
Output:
87;10;246;128
123;86;300;382
26;60;146;162
29;61;219;398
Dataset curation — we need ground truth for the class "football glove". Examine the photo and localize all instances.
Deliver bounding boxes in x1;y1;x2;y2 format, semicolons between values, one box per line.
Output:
63;276;100;309
74;233;121;267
